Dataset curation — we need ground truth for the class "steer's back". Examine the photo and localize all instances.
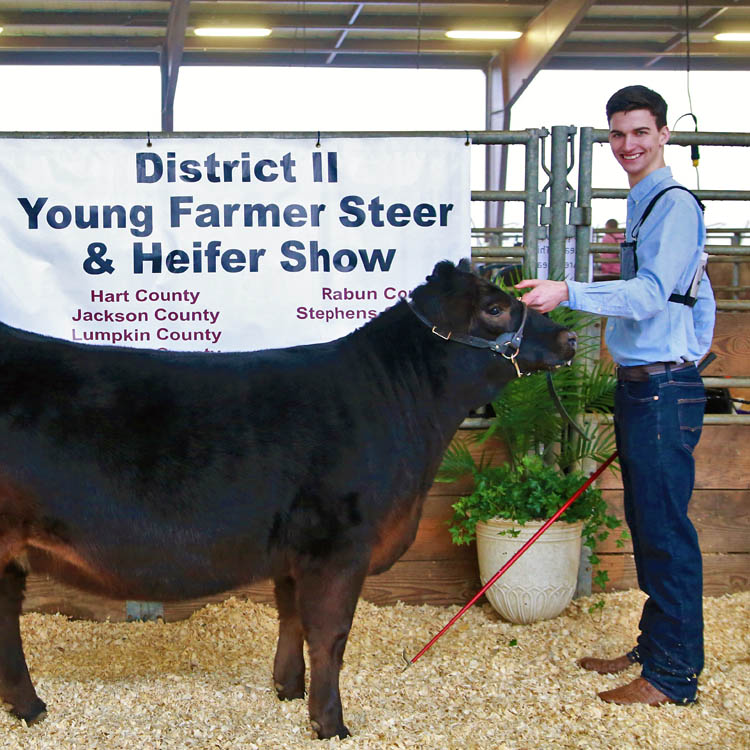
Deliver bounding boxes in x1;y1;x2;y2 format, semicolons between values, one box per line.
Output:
0;317;442;600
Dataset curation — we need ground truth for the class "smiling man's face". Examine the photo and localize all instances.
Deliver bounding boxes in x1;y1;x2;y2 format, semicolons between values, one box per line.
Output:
608;108;670;187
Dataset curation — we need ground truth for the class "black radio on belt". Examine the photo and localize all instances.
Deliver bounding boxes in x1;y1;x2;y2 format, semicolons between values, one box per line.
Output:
621;185;707;308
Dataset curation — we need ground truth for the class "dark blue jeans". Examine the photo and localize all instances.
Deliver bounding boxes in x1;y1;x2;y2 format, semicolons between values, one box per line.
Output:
614;363;706;703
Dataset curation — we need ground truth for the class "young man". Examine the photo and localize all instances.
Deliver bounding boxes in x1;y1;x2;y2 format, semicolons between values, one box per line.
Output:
516;85;715;706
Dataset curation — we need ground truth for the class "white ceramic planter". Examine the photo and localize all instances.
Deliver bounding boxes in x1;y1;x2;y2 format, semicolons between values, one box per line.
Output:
476;517;584;624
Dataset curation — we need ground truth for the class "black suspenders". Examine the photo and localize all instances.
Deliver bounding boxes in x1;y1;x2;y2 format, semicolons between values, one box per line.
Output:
624;185;706;307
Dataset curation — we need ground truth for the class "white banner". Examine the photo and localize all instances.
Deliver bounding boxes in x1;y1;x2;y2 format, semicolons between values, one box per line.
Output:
0;136;469;351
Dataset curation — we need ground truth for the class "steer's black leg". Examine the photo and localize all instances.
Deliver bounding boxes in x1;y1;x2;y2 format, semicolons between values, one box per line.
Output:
296;558;367;740
0;562;46;723
273;575;306;700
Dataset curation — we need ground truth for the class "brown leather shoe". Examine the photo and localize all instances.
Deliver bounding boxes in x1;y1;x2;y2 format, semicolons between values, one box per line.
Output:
577;653;634;674
598;677;677;706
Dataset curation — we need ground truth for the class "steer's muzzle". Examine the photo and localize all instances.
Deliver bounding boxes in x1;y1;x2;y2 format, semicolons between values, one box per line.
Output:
543;328;577;369
561;329;578;362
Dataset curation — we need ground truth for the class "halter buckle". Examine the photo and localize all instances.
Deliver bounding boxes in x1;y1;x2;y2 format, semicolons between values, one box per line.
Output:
502;346;522;378
431;327;452;341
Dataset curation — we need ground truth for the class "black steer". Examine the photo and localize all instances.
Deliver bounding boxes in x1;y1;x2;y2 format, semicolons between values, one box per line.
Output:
0;260;576;738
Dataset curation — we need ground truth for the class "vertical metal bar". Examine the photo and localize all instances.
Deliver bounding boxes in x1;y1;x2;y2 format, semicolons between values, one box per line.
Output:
523;129;541;278
494;111;512;230
161;0;191;133
733;230;741;301
571;126;601;600
576;127;595;282
549;126;570;279
484;56;512;229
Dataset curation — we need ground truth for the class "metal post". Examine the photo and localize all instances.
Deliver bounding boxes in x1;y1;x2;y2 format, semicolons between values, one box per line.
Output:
733;230;741;301
549;126;573;279
523;129;543;278
575;127;595;282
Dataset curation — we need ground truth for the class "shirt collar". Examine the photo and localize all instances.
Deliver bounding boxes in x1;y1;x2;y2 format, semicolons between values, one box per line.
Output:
629;166;673;203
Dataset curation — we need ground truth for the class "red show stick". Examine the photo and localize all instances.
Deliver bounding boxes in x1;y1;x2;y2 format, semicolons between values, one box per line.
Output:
407;450;619;666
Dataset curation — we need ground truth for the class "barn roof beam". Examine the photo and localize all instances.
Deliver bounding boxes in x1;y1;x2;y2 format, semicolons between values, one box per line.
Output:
0;35;505;56
503;0;596;112
0;14;744;36
3;33;747;60
645;6;729;67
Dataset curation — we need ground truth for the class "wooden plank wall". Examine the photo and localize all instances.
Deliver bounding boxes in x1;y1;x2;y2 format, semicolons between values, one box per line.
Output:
20;312;749;622
597;424;750;594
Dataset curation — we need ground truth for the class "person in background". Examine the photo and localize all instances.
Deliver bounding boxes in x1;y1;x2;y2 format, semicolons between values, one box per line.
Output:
598;218;625;277
515;85;715;707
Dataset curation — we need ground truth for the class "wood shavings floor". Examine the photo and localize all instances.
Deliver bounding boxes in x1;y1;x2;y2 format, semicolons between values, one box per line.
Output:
2;589;748;749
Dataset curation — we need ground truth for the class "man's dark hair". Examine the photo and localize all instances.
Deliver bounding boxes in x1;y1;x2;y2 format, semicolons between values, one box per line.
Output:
606;85;668;129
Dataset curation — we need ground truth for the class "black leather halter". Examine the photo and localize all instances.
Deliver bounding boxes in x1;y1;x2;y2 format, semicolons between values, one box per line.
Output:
407;300;529;378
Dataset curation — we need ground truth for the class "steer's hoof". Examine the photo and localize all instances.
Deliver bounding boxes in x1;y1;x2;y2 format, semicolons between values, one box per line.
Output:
10;697;47;725
311;719;351;740
275;681;305;701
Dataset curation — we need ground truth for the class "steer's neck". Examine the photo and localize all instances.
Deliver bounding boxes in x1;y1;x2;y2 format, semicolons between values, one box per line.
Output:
350;300;507;437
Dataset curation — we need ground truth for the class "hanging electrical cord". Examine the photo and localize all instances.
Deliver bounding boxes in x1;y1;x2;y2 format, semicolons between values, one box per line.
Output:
672;0;701;187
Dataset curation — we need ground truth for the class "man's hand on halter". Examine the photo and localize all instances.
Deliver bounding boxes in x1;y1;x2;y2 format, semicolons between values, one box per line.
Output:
515;279;569;314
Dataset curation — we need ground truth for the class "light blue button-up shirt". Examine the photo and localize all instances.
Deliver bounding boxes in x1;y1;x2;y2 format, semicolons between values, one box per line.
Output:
566;167;716;367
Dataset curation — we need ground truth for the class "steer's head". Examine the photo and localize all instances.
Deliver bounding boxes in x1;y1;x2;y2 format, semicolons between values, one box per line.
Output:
410;260;577;374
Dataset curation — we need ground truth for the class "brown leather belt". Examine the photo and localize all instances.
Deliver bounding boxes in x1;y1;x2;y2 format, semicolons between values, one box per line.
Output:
616;361;695;382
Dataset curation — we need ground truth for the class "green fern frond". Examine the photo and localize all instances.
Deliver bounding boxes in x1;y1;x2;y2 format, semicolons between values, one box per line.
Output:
435;436;482;483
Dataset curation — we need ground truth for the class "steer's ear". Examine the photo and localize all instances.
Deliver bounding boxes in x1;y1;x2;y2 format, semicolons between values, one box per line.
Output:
415;259;478;333
457;258;473;273
426;260;457;283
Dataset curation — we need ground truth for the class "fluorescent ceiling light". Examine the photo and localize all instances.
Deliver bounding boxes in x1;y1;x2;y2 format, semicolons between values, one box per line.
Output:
714;32;750;42
446;30;521;40
194;27;272;38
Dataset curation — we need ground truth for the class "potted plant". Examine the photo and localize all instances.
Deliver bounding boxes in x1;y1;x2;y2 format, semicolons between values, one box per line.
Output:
438;306;626;623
